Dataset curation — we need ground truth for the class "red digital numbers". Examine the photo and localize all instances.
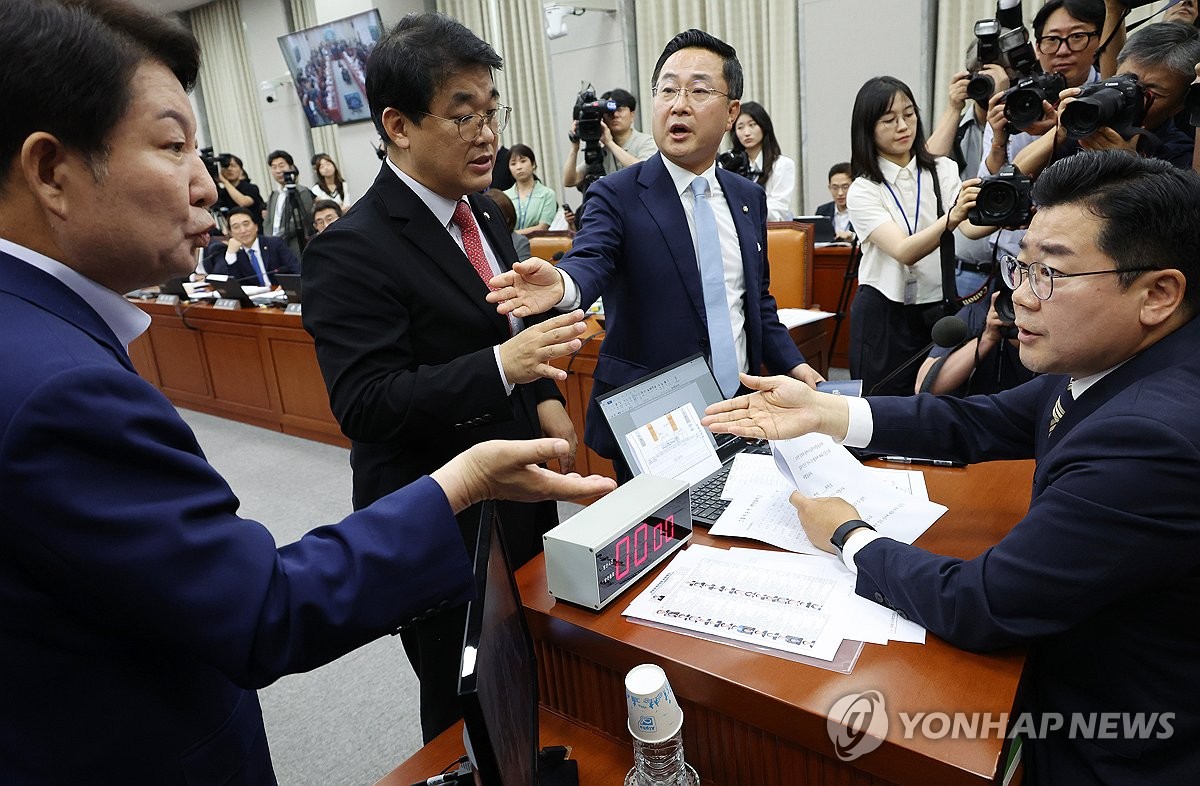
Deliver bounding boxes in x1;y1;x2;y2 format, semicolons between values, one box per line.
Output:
613;515;675;582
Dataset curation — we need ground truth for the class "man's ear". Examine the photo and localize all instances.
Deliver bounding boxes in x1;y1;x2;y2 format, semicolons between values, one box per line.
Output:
381;107;412;151
20;132;73;219
1139;268;1187;328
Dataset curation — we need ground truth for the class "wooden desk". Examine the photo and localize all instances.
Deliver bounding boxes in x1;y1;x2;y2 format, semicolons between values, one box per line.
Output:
376;709;634;786
127;300;348;447
810;245;856;368
518;459;1033;785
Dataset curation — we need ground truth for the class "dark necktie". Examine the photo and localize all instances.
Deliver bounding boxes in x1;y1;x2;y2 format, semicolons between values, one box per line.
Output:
247;247;268;286
1048;380;1074;436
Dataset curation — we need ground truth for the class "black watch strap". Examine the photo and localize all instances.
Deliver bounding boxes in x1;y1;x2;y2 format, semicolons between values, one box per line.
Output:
830;519;875;555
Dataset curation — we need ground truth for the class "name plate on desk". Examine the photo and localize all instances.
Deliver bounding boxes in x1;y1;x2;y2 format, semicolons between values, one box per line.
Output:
544;475;691;610
213;298;242;310
155;294;180;306
284;303;303;315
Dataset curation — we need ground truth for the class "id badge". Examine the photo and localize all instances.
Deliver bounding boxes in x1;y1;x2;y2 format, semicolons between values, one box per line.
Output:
902;275;918;305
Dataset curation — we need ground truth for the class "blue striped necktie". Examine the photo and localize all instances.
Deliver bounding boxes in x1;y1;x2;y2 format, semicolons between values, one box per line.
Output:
689;176;739;398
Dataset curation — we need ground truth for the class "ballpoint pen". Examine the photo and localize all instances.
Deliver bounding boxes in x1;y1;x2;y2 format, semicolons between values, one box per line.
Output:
879;456;967;468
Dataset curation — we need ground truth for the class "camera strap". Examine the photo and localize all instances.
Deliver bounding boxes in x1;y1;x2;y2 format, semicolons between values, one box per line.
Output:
928;167;961;312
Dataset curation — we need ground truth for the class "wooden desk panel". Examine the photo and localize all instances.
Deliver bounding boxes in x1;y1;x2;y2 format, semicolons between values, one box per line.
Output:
811;246;856;368
518;460;1033;785
129;301;348;447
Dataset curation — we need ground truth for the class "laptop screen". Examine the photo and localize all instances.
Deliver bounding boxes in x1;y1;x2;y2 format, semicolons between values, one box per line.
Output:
598;354;732;479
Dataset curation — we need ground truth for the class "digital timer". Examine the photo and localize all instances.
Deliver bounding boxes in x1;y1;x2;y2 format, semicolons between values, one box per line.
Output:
544;475;692;610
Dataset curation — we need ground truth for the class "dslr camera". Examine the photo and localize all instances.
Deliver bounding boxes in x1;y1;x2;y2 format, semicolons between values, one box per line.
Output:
717;150;753;180
1002;71;1067;132
1059;73;1149;140
969;164;1034;228
966;19;1003;104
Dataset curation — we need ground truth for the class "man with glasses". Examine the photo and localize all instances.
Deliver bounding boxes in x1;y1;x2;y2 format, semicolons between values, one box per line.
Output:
488;29;823;476
815;162;855;241
301;11;589;743
562;87;658;191
703;150;1200;785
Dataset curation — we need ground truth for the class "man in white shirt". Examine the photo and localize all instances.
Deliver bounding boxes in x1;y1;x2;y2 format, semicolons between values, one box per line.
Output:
264;148;316;258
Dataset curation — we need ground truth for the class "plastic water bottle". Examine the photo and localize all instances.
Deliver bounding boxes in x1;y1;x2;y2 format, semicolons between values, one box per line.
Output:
624;730;699;786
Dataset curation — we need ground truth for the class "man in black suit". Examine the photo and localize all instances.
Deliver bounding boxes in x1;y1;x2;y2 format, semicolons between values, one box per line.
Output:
265;149;315;258
814;161;854;241
301;11;587;743
203;207;299;284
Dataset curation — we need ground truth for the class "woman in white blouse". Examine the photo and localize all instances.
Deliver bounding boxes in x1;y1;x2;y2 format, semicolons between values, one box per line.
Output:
845;76;991;396
310;153;351;209
730;101;795;221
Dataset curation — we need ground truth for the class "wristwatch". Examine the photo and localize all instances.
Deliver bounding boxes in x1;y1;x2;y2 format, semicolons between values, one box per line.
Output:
830;520;875;555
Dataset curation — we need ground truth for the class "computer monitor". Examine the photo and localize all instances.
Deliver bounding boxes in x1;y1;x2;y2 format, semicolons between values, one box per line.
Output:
458;505;540;786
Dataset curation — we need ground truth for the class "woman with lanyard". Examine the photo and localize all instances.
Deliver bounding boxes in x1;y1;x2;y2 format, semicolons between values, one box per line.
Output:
846;75;993;396
503;144;558;235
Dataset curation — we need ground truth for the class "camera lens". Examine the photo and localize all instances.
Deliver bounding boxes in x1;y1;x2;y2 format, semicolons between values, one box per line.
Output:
978;182;1016;221
1004;89;1043;128
967;73;995;104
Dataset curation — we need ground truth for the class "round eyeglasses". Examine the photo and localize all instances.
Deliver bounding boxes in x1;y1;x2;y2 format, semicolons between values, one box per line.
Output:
420;105;511;141
999;254;1158;301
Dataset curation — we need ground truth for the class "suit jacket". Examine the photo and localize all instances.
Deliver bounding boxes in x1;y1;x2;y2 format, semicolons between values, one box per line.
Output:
858;314;1200;785
204;234;300;284
814;200;854;233
265;186;315;259
301;164;560;561
0;251;474;783
560;153;805;459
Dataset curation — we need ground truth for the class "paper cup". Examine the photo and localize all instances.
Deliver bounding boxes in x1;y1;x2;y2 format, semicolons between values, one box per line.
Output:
625;663;683;743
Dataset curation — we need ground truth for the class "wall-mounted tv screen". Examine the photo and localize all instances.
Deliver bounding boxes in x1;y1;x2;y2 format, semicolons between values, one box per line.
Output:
276;9;383;128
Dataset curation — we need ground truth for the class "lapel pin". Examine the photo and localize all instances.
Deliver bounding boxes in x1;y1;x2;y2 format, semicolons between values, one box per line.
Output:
483;211;491;220
742;205;749;213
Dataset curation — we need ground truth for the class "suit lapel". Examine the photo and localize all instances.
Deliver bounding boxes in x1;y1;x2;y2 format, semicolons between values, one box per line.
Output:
638;156;706;321
375;167;509;338
717;167;762;310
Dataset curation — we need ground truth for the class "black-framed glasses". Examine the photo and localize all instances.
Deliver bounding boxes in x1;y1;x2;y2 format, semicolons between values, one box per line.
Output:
651;85;730;105
1036;30;1099;54
420;105;511;141
1000;254;1158;301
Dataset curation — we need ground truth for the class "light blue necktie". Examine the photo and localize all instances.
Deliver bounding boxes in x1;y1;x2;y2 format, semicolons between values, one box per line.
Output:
689;176;740;397
247;247;268;286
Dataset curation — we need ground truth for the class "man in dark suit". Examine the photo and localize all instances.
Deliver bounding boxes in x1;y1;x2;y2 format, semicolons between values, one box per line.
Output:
264;149;315;258
703;151;1200;785
0;1;614;782
301;12;588;743
203;206;299;284
814;161;854;241
489;29;823;467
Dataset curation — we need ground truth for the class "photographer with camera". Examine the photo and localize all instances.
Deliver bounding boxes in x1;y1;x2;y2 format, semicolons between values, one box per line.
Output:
928;30;1016;180
265;148;316;258
1014;20;1200;175
914;284;1037;395
212;153;265;228
561;87;656;192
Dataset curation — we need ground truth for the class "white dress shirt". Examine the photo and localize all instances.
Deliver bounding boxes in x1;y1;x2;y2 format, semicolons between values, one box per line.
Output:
752;152;796;222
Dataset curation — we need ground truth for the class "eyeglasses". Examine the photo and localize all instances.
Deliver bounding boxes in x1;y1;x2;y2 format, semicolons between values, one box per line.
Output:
876;108;918;128
652;85;730;106
828;184;851;193
1000;254;1158;300
1036;31;1099;55
420;105;511;141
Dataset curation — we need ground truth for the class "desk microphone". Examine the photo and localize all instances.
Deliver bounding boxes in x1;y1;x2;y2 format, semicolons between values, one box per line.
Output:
869;316;969;396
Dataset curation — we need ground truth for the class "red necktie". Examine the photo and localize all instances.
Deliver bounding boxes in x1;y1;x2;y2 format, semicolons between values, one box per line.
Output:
452;201;495;290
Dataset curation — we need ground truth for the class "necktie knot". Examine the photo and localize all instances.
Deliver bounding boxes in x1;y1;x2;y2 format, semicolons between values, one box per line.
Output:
690;176;709;200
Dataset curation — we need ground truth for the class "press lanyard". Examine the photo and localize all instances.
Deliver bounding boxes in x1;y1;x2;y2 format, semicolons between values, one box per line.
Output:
882;170;921;236
515;188;531;229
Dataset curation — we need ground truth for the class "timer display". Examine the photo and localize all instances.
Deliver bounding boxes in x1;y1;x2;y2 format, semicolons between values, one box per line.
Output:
594;493;691;606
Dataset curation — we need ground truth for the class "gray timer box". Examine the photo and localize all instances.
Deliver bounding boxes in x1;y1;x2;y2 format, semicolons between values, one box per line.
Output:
544;474;692;610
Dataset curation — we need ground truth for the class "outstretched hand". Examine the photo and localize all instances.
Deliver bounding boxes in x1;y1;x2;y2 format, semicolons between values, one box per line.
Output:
487;258;566;319
432;438;617;514
499;309;587;384
701;373;849;442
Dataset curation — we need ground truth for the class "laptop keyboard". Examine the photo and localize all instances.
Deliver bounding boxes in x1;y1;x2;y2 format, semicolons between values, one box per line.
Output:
690;440;772;522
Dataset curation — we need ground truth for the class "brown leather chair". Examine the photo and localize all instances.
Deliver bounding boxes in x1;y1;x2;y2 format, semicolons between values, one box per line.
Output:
527;230;574;262
765;221;814;308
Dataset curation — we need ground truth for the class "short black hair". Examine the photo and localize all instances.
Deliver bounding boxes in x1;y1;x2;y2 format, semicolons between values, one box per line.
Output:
828;162;852;181
1033;0;1106;37
267;149;294;168
651;29;743;100
226;206;257;223
0;0;199;185
1033;150;1200;314
849;76;936;183
312;199;343;218
602;88;637;112
366;12;502;141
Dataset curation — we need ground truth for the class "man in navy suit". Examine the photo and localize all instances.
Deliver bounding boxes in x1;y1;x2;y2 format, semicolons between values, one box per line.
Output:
814;161;854;242
204;207;299;284
489;29;824;467
703;151;1200;785
0;2;614;782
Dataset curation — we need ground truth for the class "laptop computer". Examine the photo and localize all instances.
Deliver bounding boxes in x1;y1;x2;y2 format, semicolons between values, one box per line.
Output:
206;277;257;308
597;354;772;526
274;273;303;304
794;215;836;243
